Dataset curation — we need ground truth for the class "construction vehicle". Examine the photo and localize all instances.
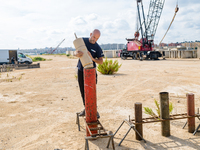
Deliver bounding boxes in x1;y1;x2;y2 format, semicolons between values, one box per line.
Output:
120;0;165;60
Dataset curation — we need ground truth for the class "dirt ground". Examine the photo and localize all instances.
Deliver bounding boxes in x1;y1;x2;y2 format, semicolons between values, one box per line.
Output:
0;55;200;150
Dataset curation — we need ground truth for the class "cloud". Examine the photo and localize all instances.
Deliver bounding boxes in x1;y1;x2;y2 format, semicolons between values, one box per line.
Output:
0;0;199;48
114;19;130;30
14;36;25;41
86;13;98;21
70;16;87;25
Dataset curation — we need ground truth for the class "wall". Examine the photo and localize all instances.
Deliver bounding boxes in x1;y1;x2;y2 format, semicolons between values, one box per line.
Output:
159;50;197;58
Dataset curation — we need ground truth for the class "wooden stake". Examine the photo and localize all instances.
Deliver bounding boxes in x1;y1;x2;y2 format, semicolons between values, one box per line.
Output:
187;93;195;133
160;92;170;137
135;102;143;140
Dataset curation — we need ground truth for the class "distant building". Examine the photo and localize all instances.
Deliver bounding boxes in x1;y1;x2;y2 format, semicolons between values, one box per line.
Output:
181;41;200;49
100;43;125;50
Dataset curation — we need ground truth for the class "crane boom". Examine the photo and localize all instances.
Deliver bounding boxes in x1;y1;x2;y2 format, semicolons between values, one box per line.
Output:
51;39;65;54
146;0;165;40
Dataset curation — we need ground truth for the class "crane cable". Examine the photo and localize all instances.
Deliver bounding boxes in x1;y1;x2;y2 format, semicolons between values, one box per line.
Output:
159;3;179;46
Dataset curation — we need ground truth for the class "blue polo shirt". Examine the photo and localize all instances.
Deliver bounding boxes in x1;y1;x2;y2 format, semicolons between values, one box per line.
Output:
77;38;104;71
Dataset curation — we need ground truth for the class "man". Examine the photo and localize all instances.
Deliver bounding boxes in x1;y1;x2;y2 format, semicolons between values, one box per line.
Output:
75;29;104;118
11;56;15;64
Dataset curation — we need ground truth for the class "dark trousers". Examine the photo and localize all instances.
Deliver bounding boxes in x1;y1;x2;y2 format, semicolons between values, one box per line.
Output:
78;69;97;106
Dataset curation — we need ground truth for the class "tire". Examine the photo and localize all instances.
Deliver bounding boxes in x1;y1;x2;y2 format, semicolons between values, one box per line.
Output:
121;54;125;60
132;53;137;60
25;61;29;64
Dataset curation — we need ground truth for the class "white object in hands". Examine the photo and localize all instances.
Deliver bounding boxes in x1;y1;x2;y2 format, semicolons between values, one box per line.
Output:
73;38;93;68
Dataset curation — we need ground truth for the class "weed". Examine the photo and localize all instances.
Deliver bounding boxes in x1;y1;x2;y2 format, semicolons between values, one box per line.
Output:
7;73;9;77
97;58;122;75
144;99;174;118
75;74;78;80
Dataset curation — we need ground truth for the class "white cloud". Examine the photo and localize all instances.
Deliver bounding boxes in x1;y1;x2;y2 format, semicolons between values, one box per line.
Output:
70;16;87;26
0;0;199;48
86;13;98;21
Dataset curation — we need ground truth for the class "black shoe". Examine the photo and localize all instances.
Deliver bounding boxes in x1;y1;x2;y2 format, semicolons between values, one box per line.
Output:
97;111;100;119
79;109;85;117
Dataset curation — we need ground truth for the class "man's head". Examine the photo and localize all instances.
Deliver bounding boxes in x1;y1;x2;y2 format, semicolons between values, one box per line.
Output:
89;29;101;44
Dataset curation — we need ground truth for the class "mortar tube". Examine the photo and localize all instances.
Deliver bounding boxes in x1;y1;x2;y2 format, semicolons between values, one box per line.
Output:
84;67;97;136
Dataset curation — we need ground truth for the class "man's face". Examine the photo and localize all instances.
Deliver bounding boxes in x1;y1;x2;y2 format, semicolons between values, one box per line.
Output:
89;31;100;44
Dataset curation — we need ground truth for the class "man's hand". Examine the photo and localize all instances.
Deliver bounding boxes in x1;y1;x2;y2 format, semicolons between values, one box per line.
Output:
87;51;103;65
74;50;83;58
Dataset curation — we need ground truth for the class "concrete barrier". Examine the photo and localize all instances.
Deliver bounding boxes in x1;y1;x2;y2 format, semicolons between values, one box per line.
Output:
68;49;198;59
159;50;197;58
103;50;120;58
66;51;76;56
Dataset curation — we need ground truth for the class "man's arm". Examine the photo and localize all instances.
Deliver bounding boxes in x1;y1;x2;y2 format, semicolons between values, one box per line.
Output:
87;51;103;64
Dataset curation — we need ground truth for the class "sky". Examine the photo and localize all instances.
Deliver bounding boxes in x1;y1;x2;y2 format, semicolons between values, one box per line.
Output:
0;0;199;49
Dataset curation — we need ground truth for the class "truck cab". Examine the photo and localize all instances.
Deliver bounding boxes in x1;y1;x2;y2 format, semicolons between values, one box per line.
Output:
18;53;32;64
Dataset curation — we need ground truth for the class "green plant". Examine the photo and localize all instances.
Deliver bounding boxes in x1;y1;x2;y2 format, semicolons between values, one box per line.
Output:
7;73;9;77
97;58;122;75
144;99;173;118
66;54;70;57
75;74;78;80
31;57;46;62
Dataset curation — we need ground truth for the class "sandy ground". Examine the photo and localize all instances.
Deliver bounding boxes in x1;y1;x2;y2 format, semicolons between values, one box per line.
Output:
0;55;200;150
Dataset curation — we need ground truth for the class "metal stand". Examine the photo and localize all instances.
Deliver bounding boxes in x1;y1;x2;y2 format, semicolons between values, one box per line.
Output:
76;112;115;150
182;109;200;135
113;119;146;146
182;116;200;135
76;112;81;131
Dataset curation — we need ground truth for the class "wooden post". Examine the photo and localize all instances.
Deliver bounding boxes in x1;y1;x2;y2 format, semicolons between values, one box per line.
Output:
160;92;170;137
135;102;143;140
187;93;195;133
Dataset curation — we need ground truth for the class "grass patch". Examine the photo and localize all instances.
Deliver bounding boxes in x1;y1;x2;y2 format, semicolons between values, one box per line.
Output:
31;57;46;62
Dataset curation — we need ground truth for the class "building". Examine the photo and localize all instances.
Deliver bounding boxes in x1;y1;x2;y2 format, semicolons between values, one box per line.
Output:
100;43;125;50
181;41;200;49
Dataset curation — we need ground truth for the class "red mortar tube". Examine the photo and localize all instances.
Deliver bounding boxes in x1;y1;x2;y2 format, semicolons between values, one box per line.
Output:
187;93;195;133
84;68;97;136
